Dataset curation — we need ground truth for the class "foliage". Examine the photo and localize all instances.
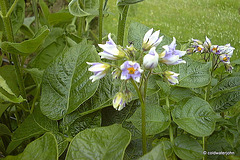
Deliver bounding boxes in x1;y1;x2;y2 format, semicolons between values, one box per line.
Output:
0;0;239;159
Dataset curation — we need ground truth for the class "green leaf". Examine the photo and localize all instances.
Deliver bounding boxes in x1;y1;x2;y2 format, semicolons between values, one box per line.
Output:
11;0;25;34
138;142;168;160
173;134;203;160
66;124;131;160
40;42;100;120
6;106;58;153
127;94;171;135
29;27;66;70
128;22;172;51
212;76;240;95
0;103;10;117
206;131;232;160
24;68;44;86
177;57;211;88
152;139;173;158
0;124;11;136
0;66;20;96
117;0;144;6
0;26;50;56
172;97;218;137
48;12;74;26
4;133;58;160
53;132;69;156
68;0;99;17
66;111;101;137
0;75;24;103
210;91;240;113
169;87;196;102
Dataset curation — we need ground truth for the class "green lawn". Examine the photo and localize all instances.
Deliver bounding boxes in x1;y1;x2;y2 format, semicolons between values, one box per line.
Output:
104;0;240;59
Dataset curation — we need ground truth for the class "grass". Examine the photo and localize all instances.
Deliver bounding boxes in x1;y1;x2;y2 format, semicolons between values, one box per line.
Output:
103;0;240;59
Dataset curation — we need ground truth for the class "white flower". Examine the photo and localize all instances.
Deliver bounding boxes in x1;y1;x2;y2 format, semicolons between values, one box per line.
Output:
218;44;235;57
86;62;110;82
142;28;164;51
164;71;179;85
143;47;159;69
98;33;125;60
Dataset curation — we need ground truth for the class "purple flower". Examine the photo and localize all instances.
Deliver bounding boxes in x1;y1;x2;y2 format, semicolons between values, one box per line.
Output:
87;62;110;82
143;47;159;69
120;61;143;83
210;45;220;54
142;28;164;51
98;33;125;60
164;71;179;85
219;54;230;64
159;37;186;65
193;44;204;53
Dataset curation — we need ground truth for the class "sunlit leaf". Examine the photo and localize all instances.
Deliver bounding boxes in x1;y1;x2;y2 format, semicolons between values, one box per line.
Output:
177;57;211;88
40;42;100;120
66;124;131;160
68;0;99;17
172;97;218;137
0;26;50;56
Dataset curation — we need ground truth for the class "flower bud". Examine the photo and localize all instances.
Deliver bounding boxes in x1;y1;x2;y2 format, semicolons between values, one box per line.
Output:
113;92;126;111
143;47;159;69
164;71;179;85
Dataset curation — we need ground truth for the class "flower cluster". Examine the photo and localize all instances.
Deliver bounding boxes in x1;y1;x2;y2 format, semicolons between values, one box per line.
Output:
188;37;235;72
87;29;186;111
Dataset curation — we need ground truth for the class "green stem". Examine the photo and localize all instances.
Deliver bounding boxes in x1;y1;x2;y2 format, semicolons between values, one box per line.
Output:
131;79;147;154
32;0;39;31
166;97;174;142
6;0;19;17
0;0;27;103
117;5;129;46
203;136;206;160
98;0;103;44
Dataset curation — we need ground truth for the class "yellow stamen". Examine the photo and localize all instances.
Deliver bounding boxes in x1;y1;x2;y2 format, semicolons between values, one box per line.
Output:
127;67;136;74
198;46;202;51
212;47;217;51
223;57;228;61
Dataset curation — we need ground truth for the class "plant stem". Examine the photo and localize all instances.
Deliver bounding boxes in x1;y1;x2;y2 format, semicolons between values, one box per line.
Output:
32;0;39;31
6;0;19;17
166;96;177;160
131;79;147;154
203;136;206;160
0;0;27;102
98;0;103;44
166;97;174;142
117;5;129;46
